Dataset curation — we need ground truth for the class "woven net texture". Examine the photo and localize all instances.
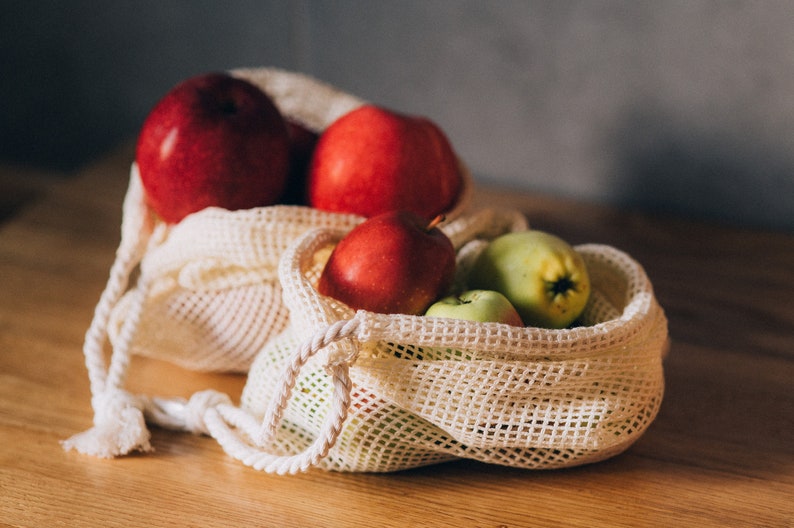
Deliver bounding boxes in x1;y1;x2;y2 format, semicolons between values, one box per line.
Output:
63;67;666;471
105;68;472;373
237;211;669;472
62;67;476;460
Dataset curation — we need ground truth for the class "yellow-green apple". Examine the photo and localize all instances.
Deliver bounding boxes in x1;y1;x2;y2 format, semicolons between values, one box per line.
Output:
317;211;456;315
135;72;290;223
425;289;524;326
468;231;591;328
306;105;463;220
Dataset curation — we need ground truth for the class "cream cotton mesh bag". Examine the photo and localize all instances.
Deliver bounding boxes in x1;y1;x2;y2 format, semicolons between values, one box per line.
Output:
61;67;472;458
86;207;668;473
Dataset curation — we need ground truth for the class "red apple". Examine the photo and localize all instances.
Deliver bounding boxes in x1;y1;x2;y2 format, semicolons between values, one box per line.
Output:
286;119;320;162
135;72;291;223
317;211;456;315
279;119;319;205
306;105;463;220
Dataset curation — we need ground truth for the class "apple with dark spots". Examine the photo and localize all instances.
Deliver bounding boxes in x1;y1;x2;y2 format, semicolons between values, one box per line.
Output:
468;230;591;329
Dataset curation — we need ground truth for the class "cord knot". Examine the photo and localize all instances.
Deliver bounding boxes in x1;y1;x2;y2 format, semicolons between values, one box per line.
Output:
61;389;151;458
183;390;233;435
144;390;233;435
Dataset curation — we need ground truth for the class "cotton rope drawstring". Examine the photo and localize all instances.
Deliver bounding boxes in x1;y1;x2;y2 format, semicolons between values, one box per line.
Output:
189;315;366;475
88;314;366;473
61;170;159;458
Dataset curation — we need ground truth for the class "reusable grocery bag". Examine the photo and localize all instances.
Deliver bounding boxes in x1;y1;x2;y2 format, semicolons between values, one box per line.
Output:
61;67;472;458
111;208;668;473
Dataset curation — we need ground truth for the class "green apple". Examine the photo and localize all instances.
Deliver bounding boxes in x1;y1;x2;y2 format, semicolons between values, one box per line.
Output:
468;230;590;329
425;289;524;326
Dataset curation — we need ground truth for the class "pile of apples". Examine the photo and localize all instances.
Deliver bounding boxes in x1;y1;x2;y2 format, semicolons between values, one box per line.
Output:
135;72;462;224
319;212;590;329
136;71;590;330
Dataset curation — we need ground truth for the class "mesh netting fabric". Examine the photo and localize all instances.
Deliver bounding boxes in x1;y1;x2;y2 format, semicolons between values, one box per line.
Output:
62;67;472;458
105;167;364;372
208;211;668;473
105;67;473;373
63;68;666;472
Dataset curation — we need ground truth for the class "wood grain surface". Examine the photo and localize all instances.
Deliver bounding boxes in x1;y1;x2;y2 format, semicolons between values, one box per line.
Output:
1;143;792;527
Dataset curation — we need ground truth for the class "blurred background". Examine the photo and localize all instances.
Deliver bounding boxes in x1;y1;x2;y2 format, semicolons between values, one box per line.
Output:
2;1;792;231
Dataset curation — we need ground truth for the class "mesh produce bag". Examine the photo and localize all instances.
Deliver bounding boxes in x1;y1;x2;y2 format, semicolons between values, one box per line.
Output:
61;68;472;458
109;208;668;474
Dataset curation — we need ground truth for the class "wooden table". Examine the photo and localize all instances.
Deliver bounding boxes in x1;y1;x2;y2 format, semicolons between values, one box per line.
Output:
2;143;792;527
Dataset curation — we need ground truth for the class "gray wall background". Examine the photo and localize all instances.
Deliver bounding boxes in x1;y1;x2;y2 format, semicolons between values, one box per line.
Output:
2;1;793;231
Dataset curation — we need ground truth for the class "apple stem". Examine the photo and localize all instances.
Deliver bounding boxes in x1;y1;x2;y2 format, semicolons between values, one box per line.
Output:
426;214;446;232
